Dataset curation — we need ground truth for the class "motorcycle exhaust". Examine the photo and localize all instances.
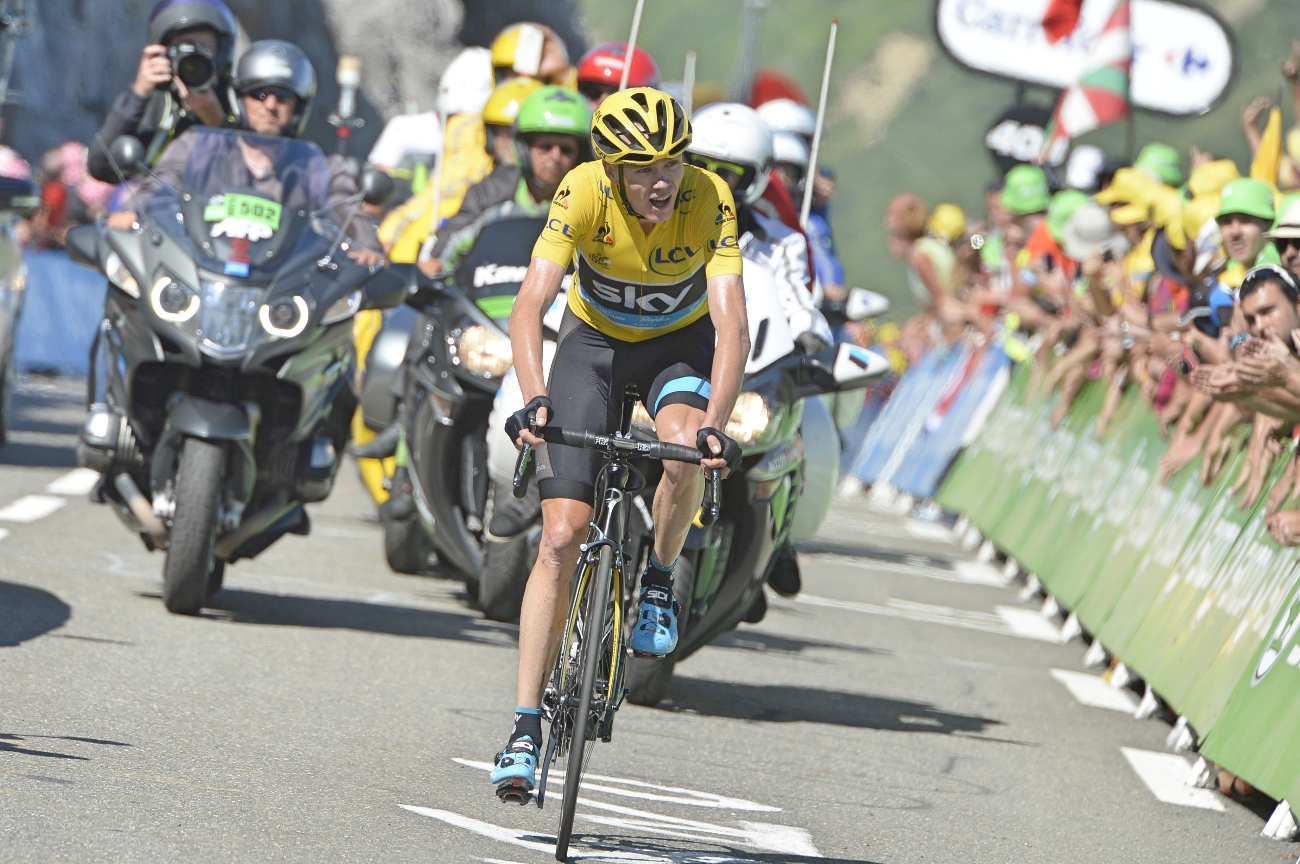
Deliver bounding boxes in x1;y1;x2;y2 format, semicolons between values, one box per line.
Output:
113;473;168;548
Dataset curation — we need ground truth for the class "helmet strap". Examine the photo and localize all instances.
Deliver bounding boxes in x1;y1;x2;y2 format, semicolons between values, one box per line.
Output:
616;164;646;221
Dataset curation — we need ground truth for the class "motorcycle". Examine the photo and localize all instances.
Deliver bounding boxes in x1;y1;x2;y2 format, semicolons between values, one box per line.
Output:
483;259;889;704
360;210;548;582
65;127;409;615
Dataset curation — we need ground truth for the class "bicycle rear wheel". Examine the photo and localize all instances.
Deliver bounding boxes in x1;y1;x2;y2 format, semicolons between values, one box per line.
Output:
555;544;612;861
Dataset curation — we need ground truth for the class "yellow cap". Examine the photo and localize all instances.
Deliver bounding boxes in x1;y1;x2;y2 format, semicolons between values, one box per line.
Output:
1095;166;1158;206
1151;188;1186;249
1187;158;1240;199
927;203;966;243
1182;194;1219;247
482;77;544;126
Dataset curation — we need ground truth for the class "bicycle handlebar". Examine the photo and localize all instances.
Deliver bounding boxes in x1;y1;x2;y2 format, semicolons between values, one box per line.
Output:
511;426;722;526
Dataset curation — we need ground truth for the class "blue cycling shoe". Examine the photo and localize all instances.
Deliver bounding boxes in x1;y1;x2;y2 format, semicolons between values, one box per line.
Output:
490;739;538;804
631;586;679;657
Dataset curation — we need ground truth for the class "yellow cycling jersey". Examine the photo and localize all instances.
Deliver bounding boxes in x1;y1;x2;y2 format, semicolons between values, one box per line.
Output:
532;161;742;342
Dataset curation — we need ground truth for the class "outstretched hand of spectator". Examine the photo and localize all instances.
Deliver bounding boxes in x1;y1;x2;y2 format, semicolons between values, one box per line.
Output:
1237;330;1298;389
1267;509;1300;546
1243;96;1272;128
1283;39;1300;81
1190;363;1244;397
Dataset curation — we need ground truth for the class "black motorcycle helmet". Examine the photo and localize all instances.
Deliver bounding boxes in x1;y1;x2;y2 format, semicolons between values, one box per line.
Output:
231;40;318;138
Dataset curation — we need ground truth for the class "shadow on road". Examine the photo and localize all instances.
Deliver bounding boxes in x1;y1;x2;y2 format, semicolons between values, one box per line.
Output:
0;581;70;646
657;676;1002;736
206;588;517;647
0;733;128;761
566;833;883;864
710;629;886;658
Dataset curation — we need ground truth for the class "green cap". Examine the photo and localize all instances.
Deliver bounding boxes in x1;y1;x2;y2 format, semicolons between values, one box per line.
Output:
1217;177;1276;223
1000;164;1051;216
1135;142;1183;186
1046;189;1090;242
515;85;591;136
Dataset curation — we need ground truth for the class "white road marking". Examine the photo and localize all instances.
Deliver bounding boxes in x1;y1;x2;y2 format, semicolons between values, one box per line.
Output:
44;468;100;496
796;593;1010;636
0;528;8;542
0;495;66;523
1050;669;1139;712
995;606;1067;642
1121;748;1225;811
452;759;780;811
953;560;1011;586
575;797;820;856
807;554;1009;587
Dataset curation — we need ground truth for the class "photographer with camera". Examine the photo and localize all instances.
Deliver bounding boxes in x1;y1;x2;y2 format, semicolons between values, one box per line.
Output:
88;0;237;184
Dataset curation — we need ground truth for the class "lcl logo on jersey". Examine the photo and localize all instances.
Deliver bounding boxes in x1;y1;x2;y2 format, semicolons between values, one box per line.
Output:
648;244;699;276
675;187;696;214
547;218;575;237
588;278;695;315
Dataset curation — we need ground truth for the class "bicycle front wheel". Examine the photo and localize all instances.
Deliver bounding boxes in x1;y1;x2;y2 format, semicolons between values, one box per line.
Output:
555;544;613;861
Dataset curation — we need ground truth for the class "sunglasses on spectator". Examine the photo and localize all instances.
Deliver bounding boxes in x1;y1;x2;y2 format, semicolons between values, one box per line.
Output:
1276;237;1300;254
528;138;580;159
577;81;618;102
246;87;297;106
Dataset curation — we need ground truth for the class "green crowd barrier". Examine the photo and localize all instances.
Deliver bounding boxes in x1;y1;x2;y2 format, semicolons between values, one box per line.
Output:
935;379;1300;810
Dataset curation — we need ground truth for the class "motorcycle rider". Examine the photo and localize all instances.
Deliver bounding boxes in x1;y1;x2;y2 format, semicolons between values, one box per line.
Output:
89;0;238;184
575;41;659;110
685;103;831;354
355;86;591;479
488;88;747;797
109;40;381;265
685;102;832;598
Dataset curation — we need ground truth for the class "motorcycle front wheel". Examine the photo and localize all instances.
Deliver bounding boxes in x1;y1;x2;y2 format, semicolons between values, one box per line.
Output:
478;526;539;623
383;513;433;575
162;437;226;615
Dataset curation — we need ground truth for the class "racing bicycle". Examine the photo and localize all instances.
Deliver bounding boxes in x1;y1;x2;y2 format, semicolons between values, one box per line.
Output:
503;387;720;861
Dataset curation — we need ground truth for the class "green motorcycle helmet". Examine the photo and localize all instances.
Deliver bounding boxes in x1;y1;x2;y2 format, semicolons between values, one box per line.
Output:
513;86;592;182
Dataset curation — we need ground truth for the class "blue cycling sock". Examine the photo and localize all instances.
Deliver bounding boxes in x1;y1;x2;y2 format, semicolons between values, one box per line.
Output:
641;552;676;591
509;707;543;749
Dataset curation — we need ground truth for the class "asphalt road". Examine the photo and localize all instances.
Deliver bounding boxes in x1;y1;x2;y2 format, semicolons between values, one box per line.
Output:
0;375;1289;863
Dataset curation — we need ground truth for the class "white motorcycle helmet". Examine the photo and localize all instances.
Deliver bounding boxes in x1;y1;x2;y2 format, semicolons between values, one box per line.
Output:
685;102;772;205
756;98;815;141
438;47;494;116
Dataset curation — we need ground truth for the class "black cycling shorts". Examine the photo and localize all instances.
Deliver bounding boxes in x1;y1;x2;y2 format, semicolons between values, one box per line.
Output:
537;309;715;503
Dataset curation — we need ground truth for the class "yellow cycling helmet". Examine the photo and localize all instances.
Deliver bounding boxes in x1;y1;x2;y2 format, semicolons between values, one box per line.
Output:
491;22;569;79
590;87;691;165
927;203;966;244
482;77;544;127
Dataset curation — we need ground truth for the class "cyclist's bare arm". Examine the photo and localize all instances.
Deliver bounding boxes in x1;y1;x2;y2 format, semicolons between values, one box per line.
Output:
508;256;568;446
701;272;749;466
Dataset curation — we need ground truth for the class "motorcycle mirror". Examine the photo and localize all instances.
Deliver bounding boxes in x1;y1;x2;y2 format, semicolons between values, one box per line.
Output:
65;224;102;269
0;176;39;218
109;135;146;179
830;342;890;391
845;287;890;322
360;167;394;206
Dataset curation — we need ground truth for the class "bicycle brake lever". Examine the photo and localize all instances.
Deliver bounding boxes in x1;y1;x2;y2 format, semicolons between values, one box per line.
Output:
699;467;721;526
513;444;535;498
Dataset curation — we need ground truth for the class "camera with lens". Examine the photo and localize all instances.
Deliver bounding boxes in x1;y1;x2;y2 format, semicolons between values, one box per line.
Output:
167;42;218;90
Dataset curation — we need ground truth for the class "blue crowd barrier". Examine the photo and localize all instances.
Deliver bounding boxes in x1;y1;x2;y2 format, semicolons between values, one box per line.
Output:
15;249;106;376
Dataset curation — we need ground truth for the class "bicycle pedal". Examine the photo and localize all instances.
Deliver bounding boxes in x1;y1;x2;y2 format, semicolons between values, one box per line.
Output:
495;778;533;805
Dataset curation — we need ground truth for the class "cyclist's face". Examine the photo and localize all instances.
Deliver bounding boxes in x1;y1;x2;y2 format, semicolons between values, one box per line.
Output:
610;158;684;223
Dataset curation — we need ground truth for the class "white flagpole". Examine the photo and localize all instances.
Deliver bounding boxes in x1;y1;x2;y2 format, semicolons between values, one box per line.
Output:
682;49;697;114
619;0;648;92
801;19;837;230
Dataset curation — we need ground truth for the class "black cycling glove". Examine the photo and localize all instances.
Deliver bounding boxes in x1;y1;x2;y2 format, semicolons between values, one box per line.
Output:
505;395;553;443
697;426;742;472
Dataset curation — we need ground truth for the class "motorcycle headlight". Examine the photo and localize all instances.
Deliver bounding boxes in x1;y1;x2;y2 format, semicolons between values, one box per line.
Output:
150;275;199;322
259;295;310;339
105;252;140;299
726;391;772;446
321;289;362;325
200;281;262;354
449;322;512;379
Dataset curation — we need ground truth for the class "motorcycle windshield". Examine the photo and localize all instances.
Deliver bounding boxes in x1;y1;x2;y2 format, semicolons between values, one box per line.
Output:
453;214;548;322
139;127;337;279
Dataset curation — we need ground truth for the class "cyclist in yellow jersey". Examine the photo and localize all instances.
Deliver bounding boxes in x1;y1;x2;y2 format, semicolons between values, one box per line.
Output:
488;88;749;796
